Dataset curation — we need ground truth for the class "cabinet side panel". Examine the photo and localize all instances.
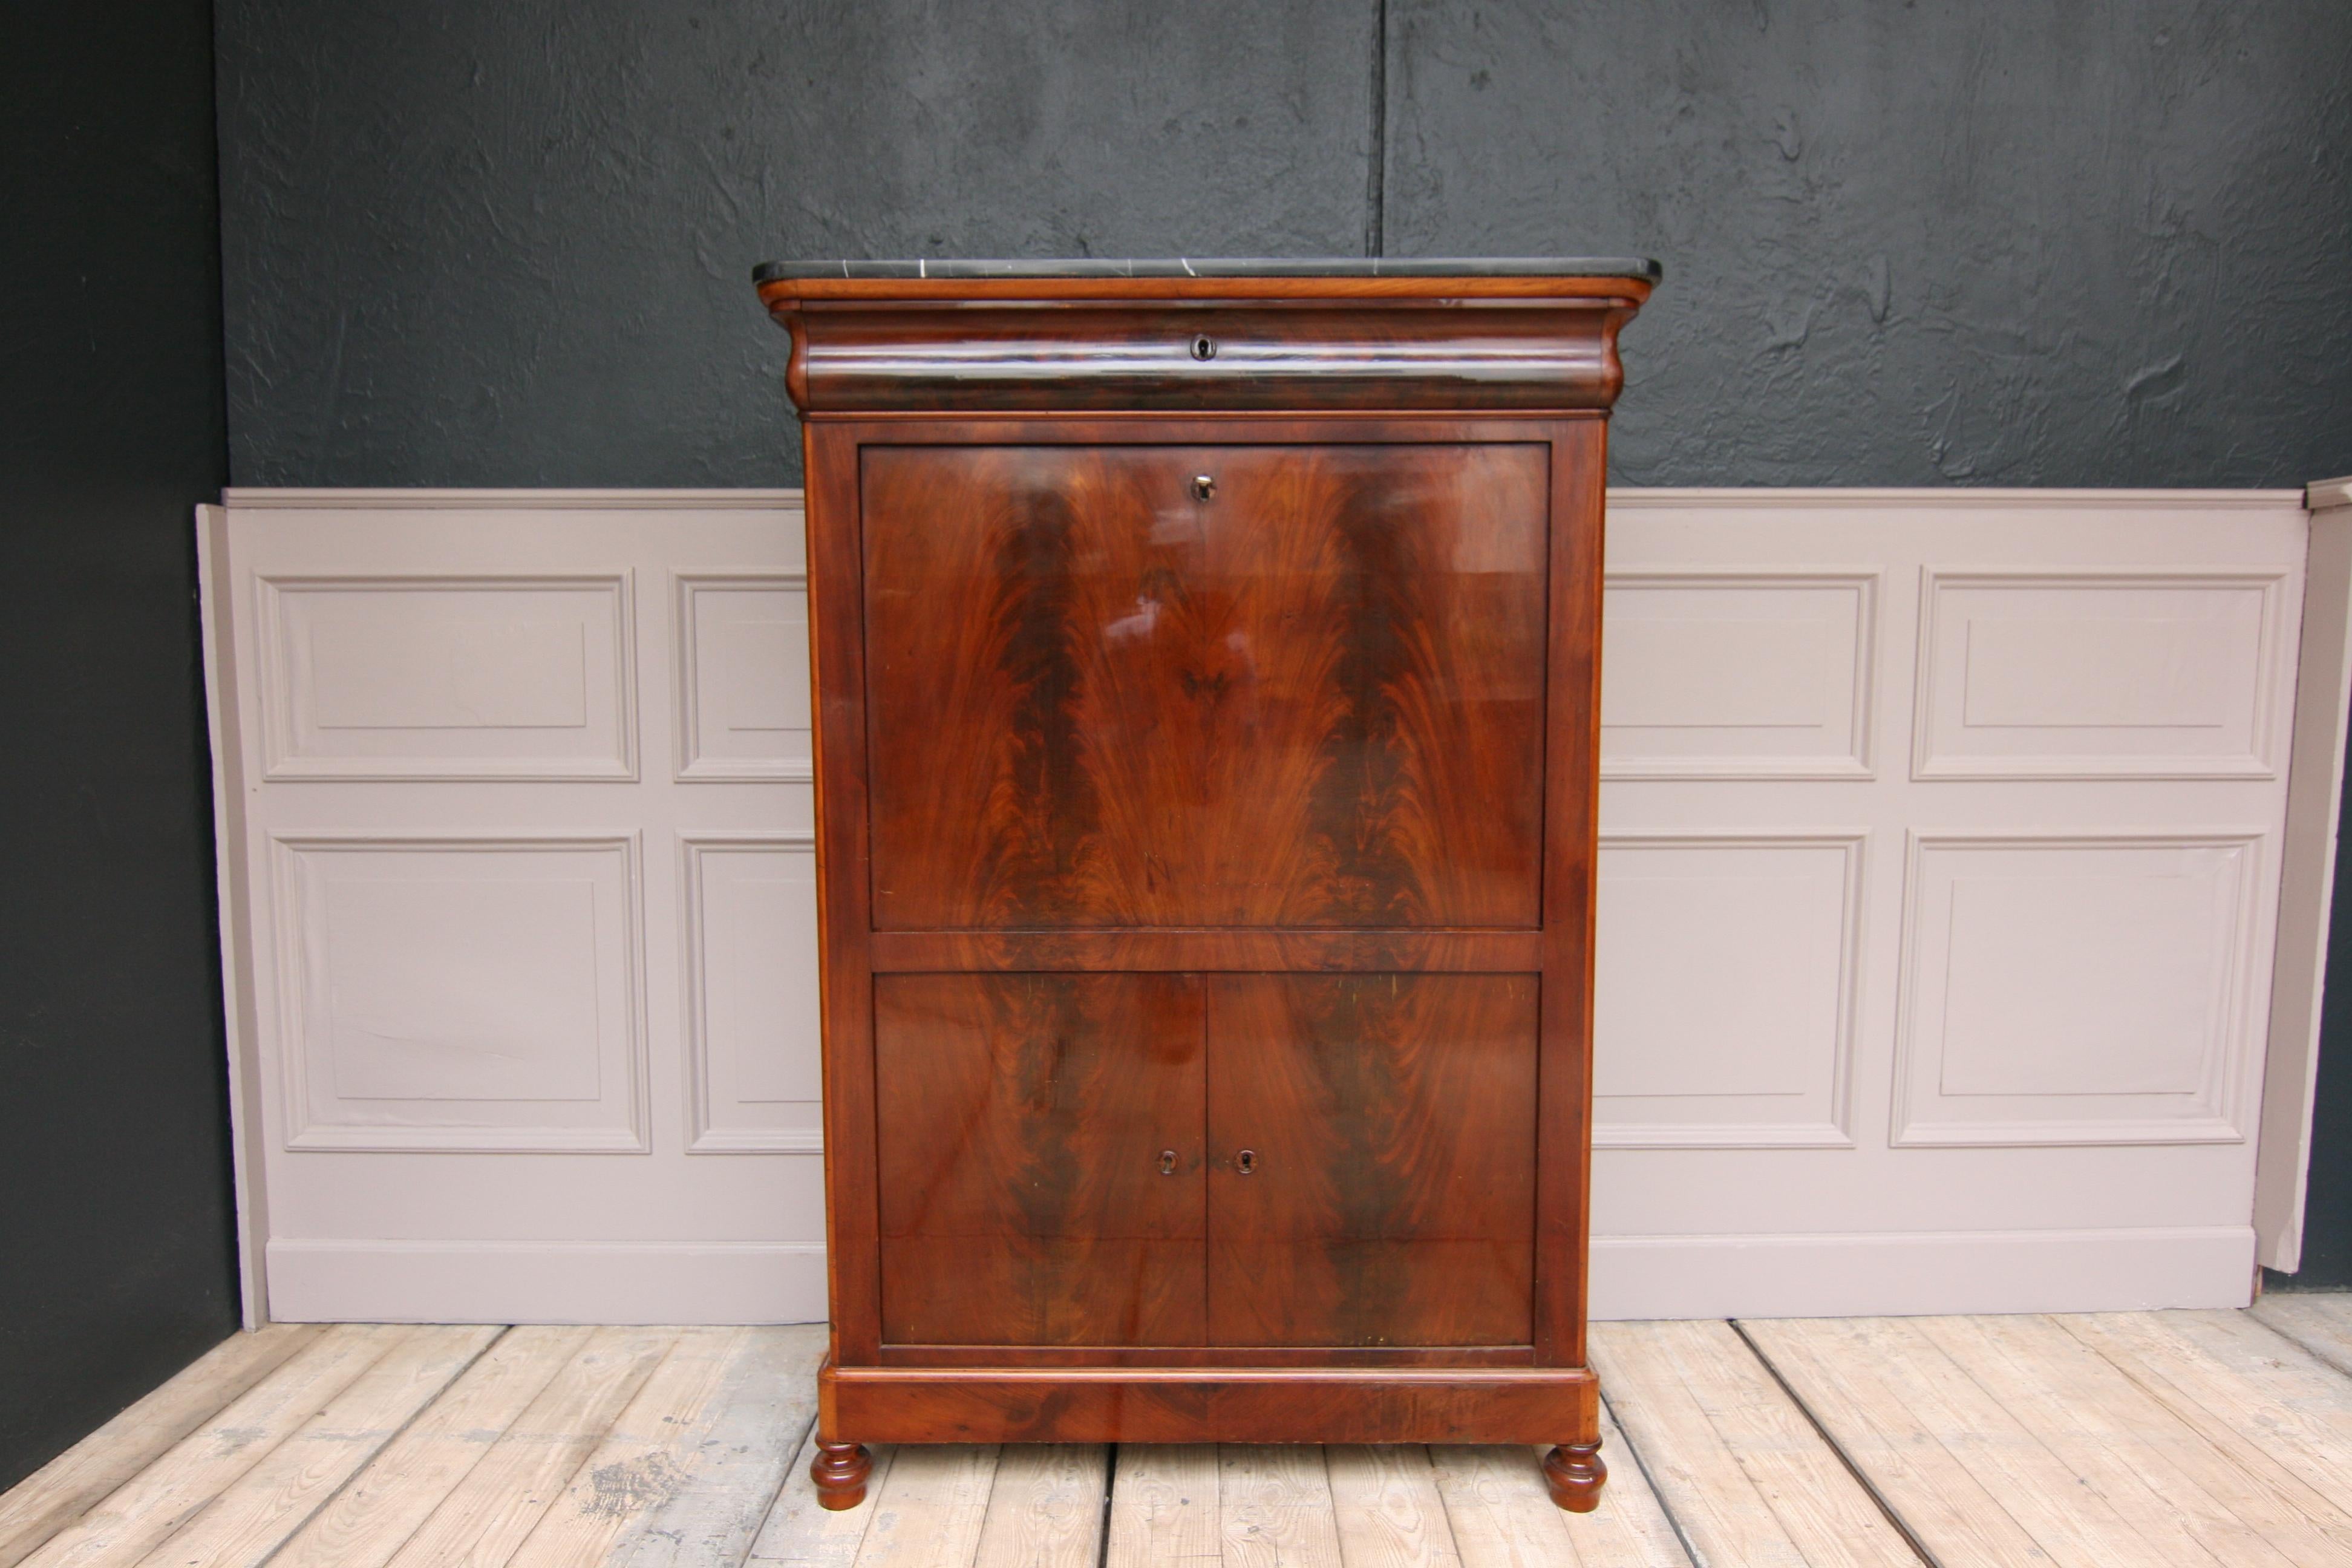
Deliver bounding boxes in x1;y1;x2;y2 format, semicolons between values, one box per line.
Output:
1207;973;1538;1347
860;442;1547;929
808;424;883;1360
875;972;1209;1346
1537;421;1605;1365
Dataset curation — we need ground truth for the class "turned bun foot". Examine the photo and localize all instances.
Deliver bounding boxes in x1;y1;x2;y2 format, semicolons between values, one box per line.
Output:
811;1439;872;1510
1543;1439;1607;1512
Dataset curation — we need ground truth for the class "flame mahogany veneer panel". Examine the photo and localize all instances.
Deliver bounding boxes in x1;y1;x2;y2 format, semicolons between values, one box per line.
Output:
874;972;1208;1347
1207;973;1539;1348
861;443;1549;929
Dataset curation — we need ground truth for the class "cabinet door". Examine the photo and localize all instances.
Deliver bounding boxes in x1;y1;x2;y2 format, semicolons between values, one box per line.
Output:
874;973;1206;1346
1207;974;1538;1347
861;443;1549;929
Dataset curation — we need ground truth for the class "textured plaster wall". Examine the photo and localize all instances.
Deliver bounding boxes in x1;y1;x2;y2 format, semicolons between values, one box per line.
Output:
217;0;2350;488
215;2;1377;486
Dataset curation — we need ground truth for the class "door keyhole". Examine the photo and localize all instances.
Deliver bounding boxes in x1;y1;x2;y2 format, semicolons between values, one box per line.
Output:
1191;474;1215;501
1158;1149;1178;1176
1234;1149;1257;1175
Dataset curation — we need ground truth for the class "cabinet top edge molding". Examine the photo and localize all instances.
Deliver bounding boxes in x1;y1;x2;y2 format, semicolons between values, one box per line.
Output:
757;268;1657;415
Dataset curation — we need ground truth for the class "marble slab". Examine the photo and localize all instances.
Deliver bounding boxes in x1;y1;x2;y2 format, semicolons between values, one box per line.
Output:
753;255;1662;283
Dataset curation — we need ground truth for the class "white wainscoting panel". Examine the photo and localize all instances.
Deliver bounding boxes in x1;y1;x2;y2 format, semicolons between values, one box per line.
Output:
272;832;648;1152
206;486;2323;1322
1588;487;2307;1316
675;573;812;781
1601;572;1877;777
211;490;817;1324
259;573;638;780
1890;832;2263;1147
1913;570;2287;779
682;832;823;1152
1595;833;1863;1147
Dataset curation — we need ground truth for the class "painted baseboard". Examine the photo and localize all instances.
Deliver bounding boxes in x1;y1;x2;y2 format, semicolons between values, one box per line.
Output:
1589;1226;2257;1320
266;1240;828;1325
269;1227;2251;1325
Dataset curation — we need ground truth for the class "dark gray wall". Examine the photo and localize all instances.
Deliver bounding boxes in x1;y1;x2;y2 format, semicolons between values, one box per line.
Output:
216;2;1377;486
1;2;241;1490
217;0;2351;489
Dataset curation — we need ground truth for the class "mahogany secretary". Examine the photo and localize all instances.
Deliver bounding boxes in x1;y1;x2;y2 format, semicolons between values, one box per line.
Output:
754;258;1656;1513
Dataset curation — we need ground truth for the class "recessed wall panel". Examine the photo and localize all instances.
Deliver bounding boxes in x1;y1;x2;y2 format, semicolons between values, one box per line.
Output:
1893;834;2261;1146
260;574;636;780
683;834;823;1152
1913;571;2283;778
1601;572;1876;778
271;834;647;1151
1593;834;1863;1146
676;574;813;780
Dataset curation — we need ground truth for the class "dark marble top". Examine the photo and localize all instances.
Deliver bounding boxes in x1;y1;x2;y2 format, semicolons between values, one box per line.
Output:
753;256;1662;284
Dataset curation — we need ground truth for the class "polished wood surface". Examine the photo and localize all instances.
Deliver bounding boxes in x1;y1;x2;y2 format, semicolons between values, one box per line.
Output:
773;273;1642;1503
820;1362;1598;1445
862;442;1547;930
1207;975;1538;1349
809;1439;872;1512
773;303;1638;412
872;1345;1533;1368
1535;417;1608;1369
804;421;884;1364
873;973;1206;1347
1542;1441;1608;1514
867;927;1543;973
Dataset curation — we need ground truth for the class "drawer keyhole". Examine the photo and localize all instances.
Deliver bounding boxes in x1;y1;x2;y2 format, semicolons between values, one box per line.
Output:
1192;474;1216;501
1234;1149;1257;1175
1191;334;1217;361
1158;1149;1178;1176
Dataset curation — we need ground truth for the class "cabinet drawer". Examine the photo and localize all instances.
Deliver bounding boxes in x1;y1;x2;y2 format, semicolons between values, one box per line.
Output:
861;442;1550;929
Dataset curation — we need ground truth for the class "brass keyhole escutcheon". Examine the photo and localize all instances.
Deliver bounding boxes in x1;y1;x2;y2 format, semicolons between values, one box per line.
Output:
1158;1149;1178;1175
1235;1149;1257;1175
1192;474;1215;501
1191;334;1217;361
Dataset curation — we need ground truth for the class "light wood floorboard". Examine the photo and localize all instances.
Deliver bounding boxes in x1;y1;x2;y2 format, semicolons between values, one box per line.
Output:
2254;1292;2352;1378
1218;1446;1340;1568
379;1325;678;1568
265;1324;590;1568
0;1325;321;1568
1104;1443;1217;1565
18;1324;411;1568
847;1443;999;1568
7;1304;2352;1566
972;1445;1108;1568
128;1325;500;1568
1593;1319;1916;1567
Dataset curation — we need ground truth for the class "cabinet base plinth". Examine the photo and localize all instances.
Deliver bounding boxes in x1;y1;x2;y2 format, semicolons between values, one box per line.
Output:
819;1357;1600;1446
1543;1439;1607;1511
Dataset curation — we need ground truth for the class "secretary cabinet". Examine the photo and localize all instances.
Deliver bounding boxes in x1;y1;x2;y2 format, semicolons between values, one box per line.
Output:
753;257;1656;1512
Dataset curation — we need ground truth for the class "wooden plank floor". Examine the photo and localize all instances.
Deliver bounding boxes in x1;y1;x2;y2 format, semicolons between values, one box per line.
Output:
7;1297;2352;1567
